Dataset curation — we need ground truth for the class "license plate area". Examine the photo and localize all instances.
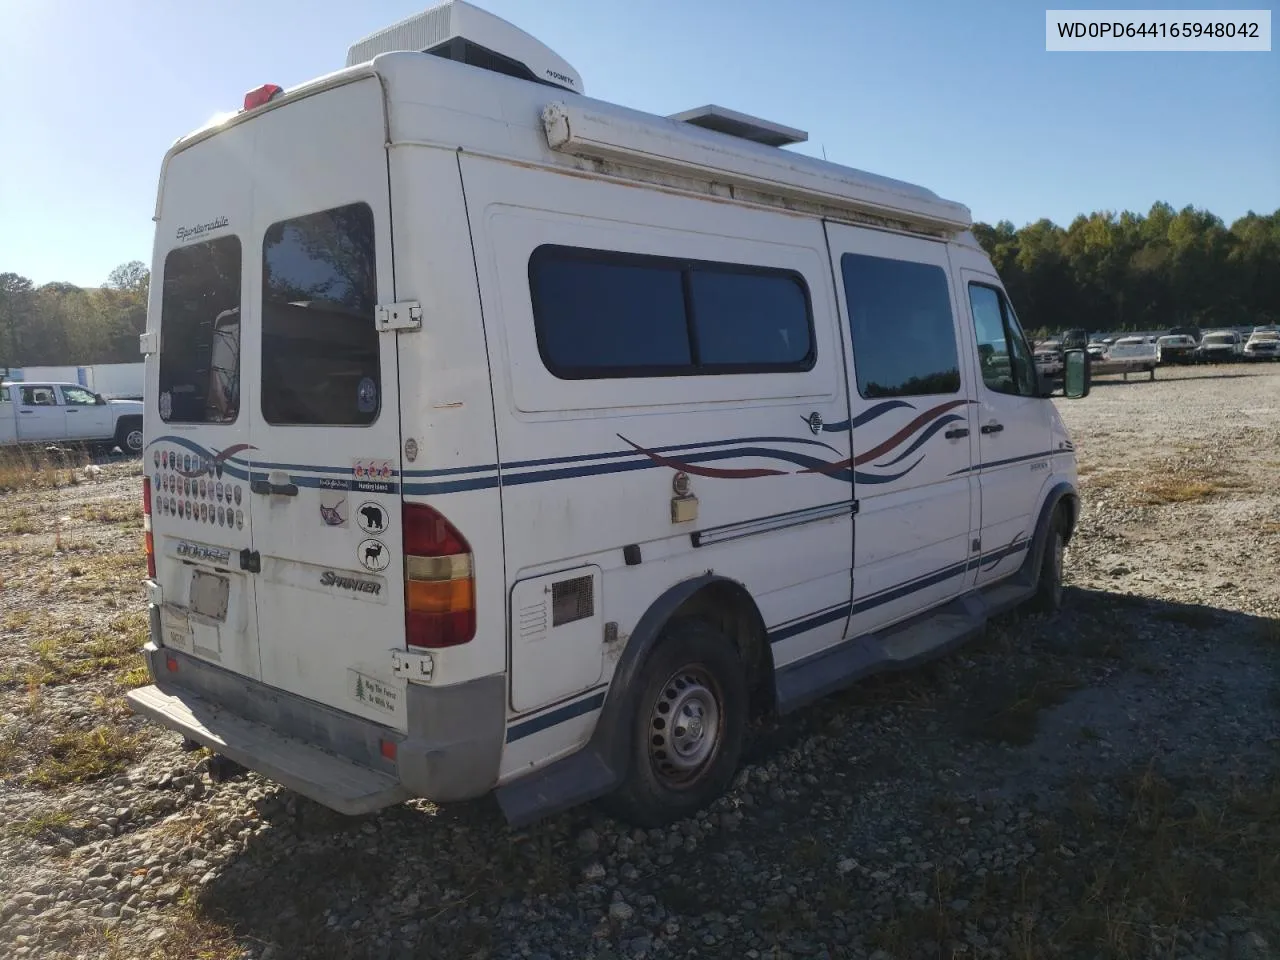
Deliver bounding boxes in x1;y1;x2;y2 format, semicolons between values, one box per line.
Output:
190;570;230;622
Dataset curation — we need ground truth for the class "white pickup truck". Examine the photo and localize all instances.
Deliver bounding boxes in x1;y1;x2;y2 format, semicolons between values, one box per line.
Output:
1090;336;1159;381
0;381;145;455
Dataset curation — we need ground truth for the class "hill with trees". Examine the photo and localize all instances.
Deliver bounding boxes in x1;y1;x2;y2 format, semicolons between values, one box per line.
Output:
973;203;1279;337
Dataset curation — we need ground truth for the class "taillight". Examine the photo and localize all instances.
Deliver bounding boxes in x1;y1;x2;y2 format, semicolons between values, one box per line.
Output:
142;476;156;580
403;503;475;648
243;83;283;111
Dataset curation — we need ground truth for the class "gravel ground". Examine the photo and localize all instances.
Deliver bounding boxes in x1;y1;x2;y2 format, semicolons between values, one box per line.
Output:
1;363;1278;960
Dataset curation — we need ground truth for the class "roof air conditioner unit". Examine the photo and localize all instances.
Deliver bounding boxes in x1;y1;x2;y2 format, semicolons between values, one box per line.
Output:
345;0;584;94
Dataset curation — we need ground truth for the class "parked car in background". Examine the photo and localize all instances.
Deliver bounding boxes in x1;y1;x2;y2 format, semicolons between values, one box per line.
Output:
1034;339;1064;377
1156;334;1199;365
1086;340;1108;359
1243;329;1280;361
1198;330;1244;363
0;381;145;453
1091;336;1159;381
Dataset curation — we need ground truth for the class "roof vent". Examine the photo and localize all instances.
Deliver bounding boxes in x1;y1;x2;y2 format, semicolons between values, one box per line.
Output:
668;105;807;147
345;0;584;94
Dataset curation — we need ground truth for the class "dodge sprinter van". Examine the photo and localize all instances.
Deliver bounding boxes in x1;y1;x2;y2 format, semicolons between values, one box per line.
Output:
127;0;1091;828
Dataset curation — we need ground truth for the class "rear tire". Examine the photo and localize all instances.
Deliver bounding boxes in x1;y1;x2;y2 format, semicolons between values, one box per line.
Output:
114;417;144;456
601;619;748;828
1030;510;1067;614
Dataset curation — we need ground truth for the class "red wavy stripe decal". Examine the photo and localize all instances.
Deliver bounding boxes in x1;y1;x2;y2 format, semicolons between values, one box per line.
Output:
852;399;971;466
616;436;787;479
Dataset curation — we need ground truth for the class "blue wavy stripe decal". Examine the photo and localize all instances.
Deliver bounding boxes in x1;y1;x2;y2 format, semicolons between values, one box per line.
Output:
873;414;964;468
950;450;1064;475
852;455;925;484
851;399;916;428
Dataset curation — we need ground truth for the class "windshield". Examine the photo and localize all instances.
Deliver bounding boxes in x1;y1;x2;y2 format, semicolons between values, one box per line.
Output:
1204;335;1233;344
1251;332;1279;341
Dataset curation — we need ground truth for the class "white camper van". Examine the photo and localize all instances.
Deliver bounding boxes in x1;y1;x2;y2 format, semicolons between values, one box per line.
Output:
127;1;1091;828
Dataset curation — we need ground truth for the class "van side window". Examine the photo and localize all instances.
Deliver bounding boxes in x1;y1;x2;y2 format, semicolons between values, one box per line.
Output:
261;202;379;426
528;245;814;379
968;283;1037;397
839;253;961;399
158;236;242;424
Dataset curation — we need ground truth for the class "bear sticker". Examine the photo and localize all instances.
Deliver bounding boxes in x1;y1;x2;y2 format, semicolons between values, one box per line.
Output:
356;502;386;535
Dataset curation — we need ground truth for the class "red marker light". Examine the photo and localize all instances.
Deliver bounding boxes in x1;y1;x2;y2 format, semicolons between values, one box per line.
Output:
243;83;283;111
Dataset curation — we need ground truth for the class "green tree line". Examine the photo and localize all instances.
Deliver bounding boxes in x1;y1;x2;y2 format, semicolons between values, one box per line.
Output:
0;262;149;371
2;201;1278;368
973;203;1280;337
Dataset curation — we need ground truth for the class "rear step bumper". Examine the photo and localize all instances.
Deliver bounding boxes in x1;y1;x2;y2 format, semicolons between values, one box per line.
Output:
127;683;409;815
127;632;506;815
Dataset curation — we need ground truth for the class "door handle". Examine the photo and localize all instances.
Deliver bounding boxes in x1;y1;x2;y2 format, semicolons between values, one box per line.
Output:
251;479;299;497
944;427;969;439
981;423;1004;434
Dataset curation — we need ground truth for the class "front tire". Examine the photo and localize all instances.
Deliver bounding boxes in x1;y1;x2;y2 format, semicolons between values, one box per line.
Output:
602;619;747;828
1030;511;1067;614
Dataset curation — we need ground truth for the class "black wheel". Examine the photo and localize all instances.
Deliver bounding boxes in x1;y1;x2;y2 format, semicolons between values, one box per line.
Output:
1030;510;1067;614
114;417;144;456
602;619;747;827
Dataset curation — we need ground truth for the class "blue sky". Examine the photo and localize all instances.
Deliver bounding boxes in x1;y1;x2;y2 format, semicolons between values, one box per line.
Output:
0;0;1275;287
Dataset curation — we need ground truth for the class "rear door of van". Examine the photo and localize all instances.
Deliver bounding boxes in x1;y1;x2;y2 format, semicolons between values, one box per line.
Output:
150;76;407;728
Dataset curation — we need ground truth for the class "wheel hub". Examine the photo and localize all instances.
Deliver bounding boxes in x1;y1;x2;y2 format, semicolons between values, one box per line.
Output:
647;667;722;788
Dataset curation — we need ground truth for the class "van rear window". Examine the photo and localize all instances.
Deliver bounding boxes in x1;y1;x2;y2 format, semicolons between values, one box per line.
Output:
261;202;379;426
158;236;243;424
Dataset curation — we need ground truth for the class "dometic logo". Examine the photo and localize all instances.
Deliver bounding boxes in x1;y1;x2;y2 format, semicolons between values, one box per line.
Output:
320;570;382;596
176;217;230;242
545;68;576;87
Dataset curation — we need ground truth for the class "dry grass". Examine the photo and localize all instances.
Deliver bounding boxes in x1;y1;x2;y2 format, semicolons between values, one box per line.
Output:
27;724;144;788
69;900;248;960
0;447;89;494
10;612;147;688
1134;477;1221;505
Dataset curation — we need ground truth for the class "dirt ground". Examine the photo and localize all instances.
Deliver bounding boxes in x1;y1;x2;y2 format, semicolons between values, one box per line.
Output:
0;362;1277;960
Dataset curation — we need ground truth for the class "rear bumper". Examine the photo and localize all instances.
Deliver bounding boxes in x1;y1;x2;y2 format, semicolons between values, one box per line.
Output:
126;606;506;814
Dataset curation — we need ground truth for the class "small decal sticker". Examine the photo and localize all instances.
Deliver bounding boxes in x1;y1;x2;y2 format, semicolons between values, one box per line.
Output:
348;669;398;714
352;458;394;494
176;540;232;566
404;438;419;462
200;502;209;523
218;505;227;527
198;479;207;499
216;481;224;502
184;454;192;473
155;451;162;469
319;493;348;527
319;476;352;491
159;391;173;420
233;485;243;505
358;538;390;573
356;502;386;535
357;377;378;414
235;509;244;530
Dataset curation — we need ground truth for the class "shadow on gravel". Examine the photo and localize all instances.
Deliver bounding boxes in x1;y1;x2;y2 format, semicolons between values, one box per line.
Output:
1087;371;1257;387
183;586;1280;960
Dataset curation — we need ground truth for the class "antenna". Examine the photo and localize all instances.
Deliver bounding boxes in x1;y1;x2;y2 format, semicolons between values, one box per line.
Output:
821;144;828;161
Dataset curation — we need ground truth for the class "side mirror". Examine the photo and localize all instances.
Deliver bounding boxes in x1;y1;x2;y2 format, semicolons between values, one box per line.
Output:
1063;349;1090;399
95;393;107;405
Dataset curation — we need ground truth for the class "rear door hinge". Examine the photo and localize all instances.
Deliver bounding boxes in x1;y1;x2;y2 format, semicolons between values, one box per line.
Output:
239;548;261;573
376;301;422;332
139;331;159;356
391;648;435;682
